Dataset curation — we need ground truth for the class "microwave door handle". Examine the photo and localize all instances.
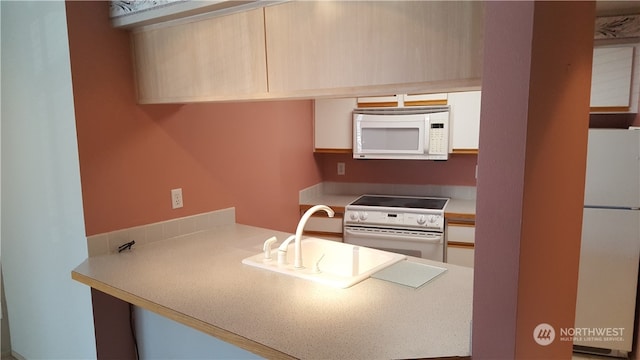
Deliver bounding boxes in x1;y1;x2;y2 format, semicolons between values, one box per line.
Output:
344;229;442;243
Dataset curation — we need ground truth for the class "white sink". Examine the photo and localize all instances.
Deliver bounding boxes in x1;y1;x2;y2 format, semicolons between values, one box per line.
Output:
242;237;406;288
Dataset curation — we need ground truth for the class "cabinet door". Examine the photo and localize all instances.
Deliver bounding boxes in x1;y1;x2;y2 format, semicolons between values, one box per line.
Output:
356;95;400;108
447;221;475;244
264;1;483;95
590;46;634;111
448;91;481;153
447;246;474;268
356;93;448;107
446;220;475;267
131;9;268;103
314;98;356;152
403;93;448;107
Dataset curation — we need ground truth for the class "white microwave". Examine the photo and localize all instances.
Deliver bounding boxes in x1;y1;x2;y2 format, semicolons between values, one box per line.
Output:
353;106;450;160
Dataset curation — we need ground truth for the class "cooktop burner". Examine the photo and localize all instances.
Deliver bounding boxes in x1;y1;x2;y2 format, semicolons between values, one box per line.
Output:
350;195;448;210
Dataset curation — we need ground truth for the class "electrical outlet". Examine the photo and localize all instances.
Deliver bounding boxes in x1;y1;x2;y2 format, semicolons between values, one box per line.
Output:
171;188;183;209
337;162;346;176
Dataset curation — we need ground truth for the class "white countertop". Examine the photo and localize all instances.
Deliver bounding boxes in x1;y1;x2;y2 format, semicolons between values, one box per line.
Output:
73;223;474;359
443;199;477;219
300;194;359;209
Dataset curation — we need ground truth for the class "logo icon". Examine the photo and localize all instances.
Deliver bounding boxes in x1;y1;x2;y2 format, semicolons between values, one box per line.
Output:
534;323;555;346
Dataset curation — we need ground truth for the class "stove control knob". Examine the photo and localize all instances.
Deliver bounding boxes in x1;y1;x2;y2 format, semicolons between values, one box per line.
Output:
349;211;359;221
359;212;368;221
417;215;427;225
428;215;442;226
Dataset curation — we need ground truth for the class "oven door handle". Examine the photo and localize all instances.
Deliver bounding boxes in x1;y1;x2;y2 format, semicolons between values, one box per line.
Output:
344;229;442;243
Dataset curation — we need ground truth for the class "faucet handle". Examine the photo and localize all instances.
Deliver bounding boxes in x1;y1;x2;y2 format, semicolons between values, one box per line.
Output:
263;236;277;261
277;235;296;265
313;253;326;274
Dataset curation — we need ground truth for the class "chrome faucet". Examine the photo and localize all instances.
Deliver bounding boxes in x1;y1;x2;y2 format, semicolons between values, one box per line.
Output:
278;205;335;269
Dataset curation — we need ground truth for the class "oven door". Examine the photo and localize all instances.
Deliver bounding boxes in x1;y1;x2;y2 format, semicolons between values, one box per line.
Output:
343;226;444;262
353;113;426;157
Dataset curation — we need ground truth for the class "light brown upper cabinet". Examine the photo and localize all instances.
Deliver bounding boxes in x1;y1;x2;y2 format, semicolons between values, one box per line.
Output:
131;8;268;103
130;2;483;103
264;1;483;98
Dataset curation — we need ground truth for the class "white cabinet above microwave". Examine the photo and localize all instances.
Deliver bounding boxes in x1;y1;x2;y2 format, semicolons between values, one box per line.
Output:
314;91;482;156
356;93;448;108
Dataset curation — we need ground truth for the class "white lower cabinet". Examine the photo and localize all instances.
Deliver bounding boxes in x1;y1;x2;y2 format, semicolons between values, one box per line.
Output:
446;220;475;268
304;216;344;235
447;246;475;268
300;206;344;241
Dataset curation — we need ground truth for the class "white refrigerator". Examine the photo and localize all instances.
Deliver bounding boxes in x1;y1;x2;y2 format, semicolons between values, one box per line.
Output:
574;129;640;357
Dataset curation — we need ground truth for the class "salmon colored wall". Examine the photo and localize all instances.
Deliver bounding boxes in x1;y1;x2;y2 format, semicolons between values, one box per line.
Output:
516;1;594;356
319;153;477;186
473;2;594;358
65;1;322;236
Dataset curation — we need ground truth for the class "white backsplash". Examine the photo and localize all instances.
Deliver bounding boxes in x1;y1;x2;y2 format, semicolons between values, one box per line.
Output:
87;208;236;257
300;182;476;202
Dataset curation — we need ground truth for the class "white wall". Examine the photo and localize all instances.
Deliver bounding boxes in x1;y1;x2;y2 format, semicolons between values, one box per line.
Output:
135;308;261;359
0;1;96;358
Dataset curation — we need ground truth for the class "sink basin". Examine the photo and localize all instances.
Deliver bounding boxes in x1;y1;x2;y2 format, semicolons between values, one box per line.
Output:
242;237;406;288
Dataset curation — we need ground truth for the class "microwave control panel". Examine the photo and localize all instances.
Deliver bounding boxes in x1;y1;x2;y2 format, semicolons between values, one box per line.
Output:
429;122;448;155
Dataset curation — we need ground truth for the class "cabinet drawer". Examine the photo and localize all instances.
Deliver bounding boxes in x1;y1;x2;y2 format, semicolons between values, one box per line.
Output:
447;222;475;244
447;245;474;268
304;216;344;234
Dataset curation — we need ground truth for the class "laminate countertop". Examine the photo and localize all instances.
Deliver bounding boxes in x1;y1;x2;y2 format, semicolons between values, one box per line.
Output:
72;223;473;359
